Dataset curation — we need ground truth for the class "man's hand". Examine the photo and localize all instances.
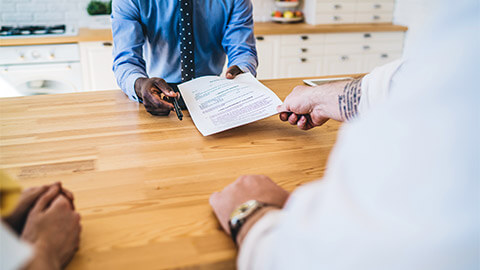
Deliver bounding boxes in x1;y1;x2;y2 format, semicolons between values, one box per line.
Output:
135;77;179;116
277;79;357;130
3;182;74;235
210;175;289;245
225;65;244;79
22;185;81;270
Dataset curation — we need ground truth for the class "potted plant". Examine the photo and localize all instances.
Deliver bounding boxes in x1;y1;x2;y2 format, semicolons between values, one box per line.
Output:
86;0;112;29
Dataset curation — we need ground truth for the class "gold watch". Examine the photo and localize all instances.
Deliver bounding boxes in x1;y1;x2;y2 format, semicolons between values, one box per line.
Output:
228;200;267;245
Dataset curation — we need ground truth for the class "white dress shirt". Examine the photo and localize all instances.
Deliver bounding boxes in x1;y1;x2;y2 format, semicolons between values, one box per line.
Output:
238;1;479;269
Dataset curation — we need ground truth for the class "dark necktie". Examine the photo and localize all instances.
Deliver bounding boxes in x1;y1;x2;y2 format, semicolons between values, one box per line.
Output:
179;0;195;82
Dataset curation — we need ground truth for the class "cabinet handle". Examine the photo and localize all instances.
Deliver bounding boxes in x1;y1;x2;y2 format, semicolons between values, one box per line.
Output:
381;54;389;59
301;48;308;53
341;56;349;61
300;58;307;63
256;36;264;41
363;45;371;50
373;15;381;20
333;4;342;9
103;42;113;46
333;16;341;21
374;4;382;9
301;35;309;40
364;33;372;38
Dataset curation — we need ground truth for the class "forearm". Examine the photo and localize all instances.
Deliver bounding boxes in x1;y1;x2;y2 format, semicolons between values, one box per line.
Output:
312;78;363;122
222;0;257;75
23;242;59;270
111;0;147;102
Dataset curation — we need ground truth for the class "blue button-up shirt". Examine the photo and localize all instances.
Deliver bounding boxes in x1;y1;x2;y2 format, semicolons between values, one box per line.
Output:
111;0;258;102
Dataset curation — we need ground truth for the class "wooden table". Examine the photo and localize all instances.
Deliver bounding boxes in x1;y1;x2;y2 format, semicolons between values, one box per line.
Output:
0;77;343;269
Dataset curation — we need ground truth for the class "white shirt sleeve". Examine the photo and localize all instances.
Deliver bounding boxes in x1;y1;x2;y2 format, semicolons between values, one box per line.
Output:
0;222;32;270
237;210;283;270
358;59;404;116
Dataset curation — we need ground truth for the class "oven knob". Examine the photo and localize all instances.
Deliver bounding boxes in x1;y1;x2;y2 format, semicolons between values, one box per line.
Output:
31;51;41;59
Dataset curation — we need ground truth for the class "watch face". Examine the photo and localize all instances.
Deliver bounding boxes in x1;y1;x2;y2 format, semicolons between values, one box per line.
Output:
230;200;260;222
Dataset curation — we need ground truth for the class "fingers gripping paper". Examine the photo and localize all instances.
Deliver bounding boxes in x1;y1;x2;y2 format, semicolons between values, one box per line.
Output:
178;73;283;136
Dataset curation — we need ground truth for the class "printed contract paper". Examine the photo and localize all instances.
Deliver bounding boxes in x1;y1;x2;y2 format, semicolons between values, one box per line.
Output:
177;73;283;136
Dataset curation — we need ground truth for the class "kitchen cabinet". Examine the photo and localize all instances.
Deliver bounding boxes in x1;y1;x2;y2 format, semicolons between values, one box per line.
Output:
79;41;118;91
255;35;279;79
255;31;404;79
305;0;396;25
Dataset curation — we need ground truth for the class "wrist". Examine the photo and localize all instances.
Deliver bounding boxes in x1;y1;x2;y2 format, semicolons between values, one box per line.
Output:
24;240;60;270
134;77;148;99
312;80;351;122
236;206;280;247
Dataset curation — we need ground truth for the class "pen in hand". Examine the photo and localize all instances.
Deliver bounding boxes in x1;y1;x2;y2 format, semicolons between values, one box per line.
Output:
171;97;183;121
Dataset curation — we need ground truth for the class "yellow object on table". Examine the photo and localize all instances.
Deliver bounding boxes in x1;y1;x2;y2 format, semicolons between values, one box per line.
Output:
0;171;21;217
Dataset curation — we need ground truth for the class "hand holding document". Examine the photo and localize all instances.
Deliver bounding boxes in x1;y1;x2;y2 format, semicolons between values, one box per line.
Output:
178;73;283;136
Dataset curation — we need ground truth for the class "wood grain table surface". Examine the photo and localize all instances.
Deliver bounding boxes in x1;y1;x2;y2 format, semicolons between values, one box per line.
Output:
0;76;347;269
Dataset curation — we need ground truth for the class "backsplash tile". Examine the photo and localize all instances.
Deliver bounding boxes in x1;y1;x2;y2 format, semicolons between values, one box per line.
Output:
0;0;278;27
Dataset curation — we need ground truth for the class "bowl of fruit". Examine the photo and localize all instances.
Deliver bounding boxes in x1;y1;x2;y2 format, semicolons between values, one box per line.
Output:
275;0;300;8
271;10;304;23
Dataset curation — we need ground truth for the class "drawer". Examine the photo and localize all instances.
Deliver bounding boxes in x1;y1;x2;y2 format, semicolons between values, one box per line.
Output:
356;12;394;23
316;2;356;13
279;56;323;78
325;41;403;55
325;32;404;43
280;44;324;57
315;13;356;24
316;0;356;3
325;43;363;54
280;34;325;45
356;2;395;13
360;42;404;53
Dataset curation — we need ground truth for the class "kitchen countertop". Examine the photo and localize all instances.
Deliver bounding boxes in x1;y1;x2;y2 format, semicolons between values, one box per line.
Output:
0;22;407;47
0;75;351;270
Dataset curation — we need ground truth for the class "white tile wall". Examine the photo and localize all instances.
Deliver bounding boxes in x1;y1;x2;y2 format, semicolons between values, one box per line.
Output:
0;0;91;27
0;0;292;26
0;0;420;29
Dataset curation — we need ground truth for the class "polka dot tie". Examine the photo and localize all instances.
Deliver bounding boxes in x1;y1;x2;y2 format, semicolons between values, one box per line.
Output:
179;0;194;82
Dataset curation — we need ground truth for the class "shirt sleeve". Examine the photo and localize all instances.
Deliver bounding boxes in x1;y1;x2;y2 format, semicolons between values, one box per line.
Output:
222;0;258;76
358;59;404;115
111;0;148;102
0;222;32;270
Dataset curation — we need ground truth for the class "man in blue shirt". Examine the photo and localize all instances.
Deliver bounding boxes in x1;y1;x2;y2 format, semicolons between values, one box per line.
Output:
111;0;258;116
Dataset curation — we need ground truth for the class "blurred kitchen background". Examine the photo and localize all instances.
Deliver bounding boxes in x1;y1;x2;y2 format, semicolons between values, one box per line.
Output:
0;0;428;97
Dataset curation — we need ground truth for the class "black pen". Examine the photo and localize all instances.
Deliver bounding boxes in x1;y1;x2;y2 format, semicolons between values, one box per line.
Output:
171;97;183;121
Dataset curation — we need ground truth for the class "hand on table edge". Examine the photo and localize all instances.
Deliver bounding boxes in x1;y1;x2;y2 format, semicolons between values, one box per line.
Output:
209;175;289;247
21;185;81;270
3;182;75;235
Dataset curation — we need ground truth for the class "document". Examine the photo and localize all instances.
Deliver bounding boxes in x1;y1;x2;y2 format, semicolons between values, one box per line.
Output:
177;73;283;136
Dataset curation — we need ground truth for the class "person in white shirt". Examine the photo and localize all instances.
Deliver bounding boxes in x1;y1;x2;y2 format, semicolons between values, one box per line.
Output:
1;180;81;270
209;0;479;269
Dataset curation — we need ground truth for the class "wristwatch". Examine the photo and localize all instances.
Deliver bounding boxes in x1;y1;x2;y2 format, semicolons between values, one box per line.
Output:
229;200;267;245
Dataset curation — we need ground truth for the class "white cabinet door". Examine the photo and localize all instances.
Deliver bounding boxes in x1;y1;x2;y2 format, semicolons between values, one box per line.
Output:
279;57;323;78
323;54;364;75
79;41;119;91
362;52;402;73
255;35;279;79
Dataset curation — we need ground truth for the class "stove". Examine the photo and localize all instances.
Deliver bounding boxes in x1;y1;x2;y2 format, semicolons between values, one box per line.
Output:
0;24;78;38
